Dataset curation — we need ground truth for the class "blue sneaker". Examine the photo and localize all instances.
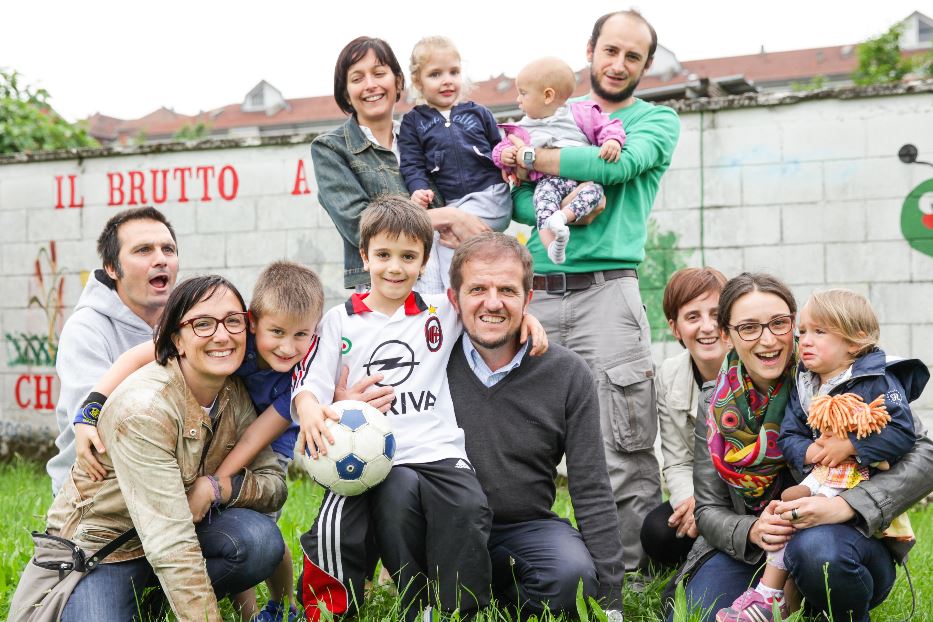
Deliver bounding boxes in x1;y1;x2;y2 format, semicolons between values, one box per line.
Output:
255;600;301;622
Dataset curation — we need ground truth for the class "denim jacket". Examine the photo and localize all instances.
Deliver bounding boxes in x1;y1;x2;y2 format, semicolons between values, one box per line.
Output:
46;359;287;622
311;116;409;289
398;102;503;204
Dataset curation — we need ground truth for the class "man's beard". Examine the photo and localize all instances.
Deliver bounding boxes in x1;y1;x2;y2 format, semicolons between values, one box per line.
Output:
464;327;516;351
590;66;642;103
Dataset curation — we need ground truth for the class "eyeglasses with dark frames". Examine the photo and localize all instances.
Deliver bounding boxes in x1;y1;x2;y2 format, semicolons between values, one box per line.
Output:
726;314;794;342
178;312;249;338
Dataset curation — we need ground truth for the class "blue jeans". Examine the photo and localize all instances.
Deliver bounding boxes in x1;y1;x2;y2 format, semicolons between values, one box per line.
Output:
489;518;598;619
675;524;895;622
61;508;284;622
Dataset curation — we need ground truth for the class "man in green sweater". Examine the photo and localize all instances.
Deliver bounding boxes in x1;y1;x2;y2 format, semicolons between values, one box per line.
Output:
510;10;681;570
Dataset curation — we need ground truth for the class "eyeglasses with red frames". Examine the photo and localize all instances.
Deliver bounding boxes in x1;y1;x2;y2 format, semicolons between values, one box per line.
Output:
178;312;249;338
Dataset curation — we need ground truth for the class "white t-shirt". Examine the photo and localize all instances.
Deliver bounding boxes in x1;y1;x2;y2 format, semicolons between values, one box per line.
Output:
292;291;467;465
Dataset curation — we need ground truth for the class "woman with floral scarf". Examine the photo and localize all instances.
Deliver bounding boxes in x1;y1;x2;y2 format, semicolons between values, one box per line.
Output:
669;273;933;622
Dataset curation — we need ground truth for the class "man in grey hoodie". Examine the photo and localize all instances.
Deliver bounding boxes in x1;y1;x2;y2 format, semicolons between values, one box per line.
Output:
46;207;178;494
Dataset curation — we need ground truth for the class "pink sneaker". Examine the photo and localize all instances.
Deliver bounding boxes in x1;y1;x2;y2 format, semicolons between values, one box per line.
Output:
715;588;788;622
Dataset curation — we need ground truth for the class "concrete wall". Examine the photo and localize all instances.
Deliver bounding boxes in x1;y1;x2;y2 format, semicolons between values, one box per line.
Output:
1;84;931;453
649;84;933;428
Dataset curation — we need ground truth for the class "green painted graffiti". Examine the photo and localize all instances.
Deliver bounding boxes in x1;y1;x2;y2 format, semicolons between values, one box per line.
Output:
4;332;57;367
639;218;689;342
901;178;933;258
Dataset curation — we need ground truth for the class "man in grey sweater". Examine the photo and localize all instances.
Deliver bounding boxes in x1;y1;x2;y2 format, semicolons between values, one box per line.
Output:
445;233;624;620
46;207;178;494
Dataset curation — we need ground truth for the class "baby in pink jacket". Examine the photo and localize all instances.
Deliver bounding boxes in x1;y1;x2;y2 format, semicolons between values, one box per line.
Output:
493;57;625;264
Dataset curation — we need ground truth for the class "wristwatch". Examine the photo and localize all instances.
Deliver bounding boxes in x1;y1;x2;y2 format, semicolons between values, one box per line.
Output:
520;146;536;170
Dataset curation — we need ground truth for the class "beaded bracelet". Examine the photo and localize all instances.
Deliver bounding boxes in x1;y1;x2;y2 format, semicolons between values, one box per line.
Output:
207;475;222;507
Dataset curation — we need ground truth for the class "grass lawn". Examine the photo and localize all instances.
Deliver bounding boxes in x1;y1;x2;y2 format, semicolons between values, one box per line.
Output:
0;459;929;621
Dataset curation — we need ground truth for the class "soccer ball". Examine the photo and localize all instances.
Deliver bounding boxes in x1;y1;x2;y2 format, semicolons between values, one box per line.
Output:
297;400;395;496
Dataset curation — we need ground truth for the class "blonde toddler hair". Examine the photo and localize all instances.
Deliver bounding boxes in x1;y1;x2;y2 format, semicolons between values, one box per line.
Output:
409;36;469;103
804;289;880;357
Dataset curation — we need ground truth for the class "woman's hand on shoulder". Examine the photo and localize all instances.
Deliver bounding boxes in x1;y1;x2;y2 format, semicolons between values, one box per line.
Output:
773;495;855;529
749;500;796;552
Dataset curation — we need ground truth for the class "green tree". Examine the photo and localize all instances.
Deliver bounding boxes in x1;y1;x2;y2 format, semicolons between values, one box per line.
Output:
0;69;98;154
639;218;688;342
173;122;211;141
852;24;914;86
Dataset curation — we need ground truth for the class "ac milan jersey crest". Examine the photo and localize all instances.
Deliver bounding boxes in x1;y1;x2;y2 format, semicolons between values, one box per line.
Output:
425;316;443;352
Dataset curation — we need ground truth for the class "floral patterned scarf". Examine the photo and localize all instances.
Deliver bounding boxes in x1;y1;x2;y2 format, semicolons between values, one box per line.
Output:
706;348;796;511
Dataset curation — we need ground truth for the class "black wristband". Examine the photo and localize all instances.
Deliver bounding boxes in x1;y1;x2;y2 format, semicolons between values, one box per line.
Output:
74;392;108;426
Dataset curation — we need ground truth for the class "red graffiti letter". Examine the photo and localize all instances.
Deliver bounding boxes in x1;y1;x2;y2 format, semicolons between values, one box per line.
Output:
292;160;312;195
55;176;64;209
14;375;31;409
34;375;55;410
195;165;215;202
107;173;125;206
128;171;147;205
150;169;169;204
68;175;85;208
218;165;238;200
173;167;192;203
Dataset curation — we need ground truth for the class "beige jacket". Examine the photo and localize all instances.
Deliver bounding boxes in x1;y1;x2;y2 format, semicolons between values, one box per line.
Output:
656;349;700;508
46;359;287;622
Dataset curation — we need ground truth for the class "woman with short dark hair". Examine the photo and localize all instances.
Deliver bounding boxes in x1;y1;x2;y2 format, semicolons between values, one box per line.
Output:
11;275;287;622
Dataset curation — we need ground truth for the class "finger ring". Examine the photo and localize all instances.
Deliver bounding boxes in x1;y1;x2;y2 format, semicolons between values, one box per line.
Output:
791;508;799;521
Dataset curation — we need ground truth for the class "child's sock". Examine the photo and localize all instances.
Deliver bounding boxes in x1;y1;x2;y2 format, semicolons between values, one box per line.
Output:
545;212;570;264
547;228;569;264
754;583;785;606
545;211;568;233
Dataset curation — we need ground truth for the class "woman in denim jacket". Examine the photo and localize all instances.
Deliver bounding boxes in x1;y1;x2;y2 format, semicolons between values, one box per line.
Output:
311;36;491;290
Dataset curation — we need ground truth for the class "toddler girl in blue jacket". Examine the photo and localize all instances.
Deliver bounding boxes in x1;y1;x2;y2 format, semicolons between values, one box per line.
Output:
398;36;511;293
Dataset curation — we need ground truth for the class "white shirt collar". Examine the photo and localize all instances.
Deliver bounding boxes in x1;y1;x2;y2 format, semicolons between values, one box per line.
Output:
359;119;401;163
461;332;528;387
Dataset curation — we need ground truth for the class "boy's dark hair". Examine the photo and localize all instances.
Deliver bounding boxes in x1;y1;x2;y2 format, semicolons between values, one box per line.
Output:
449;233;533;295
359;195;434;260
718;272;797;329
96;207;176;278
589;9;658;61
250;261;325;325
333;37;405;116
154;275;246;365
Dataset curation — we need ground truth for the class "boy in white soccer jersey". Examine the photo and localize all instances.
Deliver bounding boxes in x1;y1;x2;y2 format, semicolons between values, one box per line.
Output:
292;196;547;622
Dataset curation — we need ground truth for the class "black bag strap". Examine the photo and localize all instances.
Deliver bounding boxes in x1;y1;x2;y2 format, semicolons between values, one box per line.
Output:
84;527;138;571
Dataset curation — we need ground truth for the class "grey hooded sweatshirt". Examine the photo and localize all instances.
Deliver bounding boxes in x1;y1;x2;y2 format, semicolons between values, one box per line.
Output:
46;270;154;494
